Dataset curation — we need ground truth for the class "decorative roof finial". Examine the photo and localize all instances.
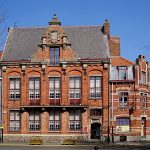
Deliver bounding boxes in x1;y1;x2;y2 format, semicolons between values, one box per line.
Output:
49;14;61;26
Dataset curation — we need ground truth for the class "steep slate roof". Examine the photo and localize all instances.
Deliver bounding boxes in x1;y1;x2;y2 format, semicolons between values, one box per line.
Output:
2;26;110;61
2;27;46;61
111;56;134;66
63;26;110;59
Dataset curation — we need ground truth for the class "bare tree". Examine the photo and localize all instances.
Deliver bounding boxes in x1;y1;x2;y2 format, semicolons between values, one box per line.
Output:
0;1;6;50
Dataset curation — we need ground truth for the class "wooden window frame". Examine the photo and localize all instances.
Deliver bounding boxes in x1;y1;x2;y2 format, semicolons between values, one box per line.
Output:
49;110;60;131
29;111;40;131
50;47;60;66
9;78;20;99
69;110;82;131
9;110;20;131
89;76;102;99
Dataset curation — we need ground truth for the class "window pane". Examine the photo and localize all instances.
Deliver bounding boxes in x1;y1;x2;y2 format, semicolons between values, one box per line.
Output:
55;111;60;120
90;77;95;88
29;80;34;89
10;112;14;120
16;79;20;89
35;112;40;120
69;111;74;120
50;79;54;88
29;111;34;120
35;79;40;89
55;79;60;88
75;78;80;88
70;79;74;88
119;67;127;80
16;112;20;120
10;80;14;89
96;77;101;87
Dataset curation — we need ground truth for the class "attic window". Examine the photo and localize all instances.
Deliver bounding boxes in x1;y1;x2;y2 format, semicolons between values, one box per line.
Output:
50;47;60;66
118;66;127;80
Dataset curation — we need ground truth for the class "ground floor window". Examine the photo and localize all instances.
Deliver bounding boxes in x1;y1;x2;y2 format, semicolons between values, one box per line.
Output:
69;110;82;131
116;117;130;132
49;110;60;131
9;110;20;131
29;111;40;131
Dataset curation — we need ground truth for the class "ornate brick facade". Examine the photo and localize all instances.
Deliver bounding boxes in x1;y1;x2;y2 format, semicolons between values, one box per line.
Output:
0;15;150;143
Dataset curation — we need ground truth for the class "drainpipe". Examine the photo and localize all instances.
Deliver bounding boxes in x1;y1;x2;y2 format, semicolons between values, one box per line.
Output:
107;63;110;144
0;69;3;142
112;82;114;144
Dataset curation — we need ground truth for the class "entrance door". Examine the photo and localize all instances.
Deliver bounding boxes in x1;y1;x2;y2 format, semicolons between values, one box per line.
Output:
91;123;100;139
141;117;146;138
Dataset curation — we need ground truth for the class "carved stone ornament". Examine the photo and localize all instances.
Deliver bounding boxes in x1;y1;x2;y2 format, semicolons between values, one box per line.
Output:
49;31;60;43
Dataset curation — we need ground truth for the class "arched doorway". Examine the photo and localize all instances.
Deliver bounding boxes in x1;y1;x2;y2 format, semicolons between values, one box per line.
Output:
91;123;100;139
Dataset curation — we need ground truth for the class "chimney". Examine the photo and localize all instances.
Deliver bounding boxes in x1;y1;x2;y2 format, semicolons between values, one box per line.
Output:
101;19;110;39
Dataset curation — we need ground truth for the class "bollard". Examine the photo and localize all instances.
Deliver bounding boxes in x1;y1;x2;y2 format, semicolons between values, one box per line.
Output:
94;146;99;150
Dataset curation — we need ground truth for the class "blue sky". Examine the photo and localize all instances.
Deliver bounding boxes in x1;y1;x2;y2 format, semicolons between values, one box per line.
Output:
0;0;150;62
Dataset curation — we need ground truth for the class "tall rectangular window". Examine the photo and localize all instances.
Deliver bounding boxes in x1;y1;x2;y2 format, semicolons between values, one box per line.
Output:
140;93;147;108
118;66;127;80
9;111;20;131
29;77;40;101
141;71;146;84
50;47;60;65
9;78;20;99
49;77;60;105
69;110;81;131
49;110;60;131
119;92;128;107
69;77;81;104
29;111;40;131
90;76;101;99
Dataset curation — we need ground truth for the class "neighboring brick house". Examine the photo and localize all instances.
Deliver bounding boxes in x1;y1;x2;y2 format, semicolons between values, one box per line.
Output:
110;55;150;142
0;15;111;143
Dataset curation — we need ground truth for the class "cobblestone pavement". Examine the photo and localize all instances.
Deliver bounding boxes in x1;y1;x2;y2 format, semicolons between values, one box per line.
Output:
0;144;150;150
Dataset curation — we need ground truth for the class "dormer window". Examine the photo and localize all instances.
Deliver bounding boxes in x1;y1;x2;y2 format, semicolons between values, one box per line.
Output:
118;66;127;80
50;47;60;66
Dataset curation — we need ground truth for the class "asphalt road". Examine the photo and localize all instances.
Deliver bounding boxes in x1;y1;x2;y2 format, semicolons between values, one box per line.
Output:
0;144;150;150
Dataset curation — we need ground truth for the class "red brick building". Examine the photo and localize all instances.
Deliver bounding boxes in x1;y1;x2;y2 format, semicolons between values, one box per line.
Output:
110;55;150;142
1;15;150;143
1;15;111;143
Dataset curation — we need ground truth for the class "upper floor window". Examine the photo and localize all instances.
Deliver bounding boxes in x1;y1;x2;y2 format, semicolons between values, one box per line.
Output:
69;110;81;131
49;77;60;99
9;78;20;99
90;76;102;99
50;47;60;66
29;77;40;100
9;110;20;131
69;77;81;100
49;77;60;105
119;92;128;107
140;93;147;108
141;71;146;84
49;110;60;131
118;66;127;80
